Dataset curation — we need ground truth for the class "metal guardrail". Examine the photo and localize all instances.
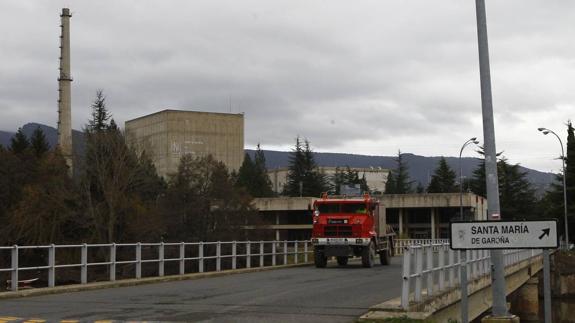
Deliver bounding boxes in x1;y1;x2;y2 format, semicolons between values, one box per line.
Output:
0;240;312;292
394;239;450;256
400;242;542;309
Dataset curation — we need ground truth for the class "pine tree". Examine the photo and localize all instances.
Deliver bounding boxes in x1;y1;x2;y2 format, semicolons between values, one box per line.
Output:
416;182;425;193
385;171;396;194
10;128;30;154
566;121;575;225
252;144;274;197
88;90;111;132
236;153;255;190
385;151;413;194
284;137;327;197
427;157;457;193
470;150;537;220
30;127;51;158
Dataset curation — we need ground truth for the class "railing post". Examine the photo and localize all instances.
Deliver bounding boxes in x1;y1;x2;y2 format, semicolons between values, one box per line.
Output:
438;245;445;292
48;244;55;288
259;241;264;267
448;248;455;288
283;240;288;265
110;243;116;282
216;241;221;272
401;246;412;309
199;242;204;273
304;241;308;263
246;241;251;269
294;241;298;265
136;242;142;279
11;245;18;291
179;242;185;275
159;242;165;277
81;243;88;284
426;245;433;297
414;247;423;302
272;242;277;266
232;241;237;270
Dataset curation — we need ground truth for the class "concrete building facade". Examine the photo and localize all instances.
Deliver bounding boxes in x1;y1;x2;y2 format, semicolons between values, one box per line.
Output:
252;193;487;240
125;110;244;178
268;166;390;194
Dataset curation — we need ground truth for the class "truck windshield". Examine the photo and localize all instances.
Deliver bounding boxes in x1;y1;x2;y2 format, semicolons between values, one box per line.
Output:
317;203;340;214
341;203;368;214
316;203;368;214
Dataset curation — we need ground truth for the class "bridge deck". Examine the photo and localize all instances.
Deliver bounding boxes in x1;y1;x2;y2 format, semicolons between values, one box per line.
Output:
0;258;402;322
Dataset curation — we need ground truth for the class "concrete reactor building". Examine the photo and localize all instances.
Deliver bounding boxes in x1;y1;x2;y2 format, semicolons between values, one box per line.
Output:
125;110;244;178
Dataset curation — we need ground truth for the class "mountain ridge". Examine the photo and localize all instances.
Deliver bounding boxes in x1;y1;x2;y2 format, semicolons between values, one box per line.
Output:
1;123;555;194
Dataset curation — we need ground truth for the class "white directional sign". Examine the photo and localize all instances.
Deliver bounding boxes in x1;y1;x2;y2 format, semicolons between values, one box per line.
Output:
450;220;558;250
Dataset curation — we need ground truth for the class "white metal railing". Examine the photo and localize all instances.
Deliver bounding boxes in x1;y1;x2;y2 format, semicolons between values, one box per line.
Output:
400;242;542;309
0;240;312;292
394;239;450;256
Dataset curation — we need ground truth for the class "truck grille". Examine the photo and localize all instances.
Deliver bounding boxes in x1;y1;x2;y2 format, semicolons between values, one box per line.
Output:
324;225;353;237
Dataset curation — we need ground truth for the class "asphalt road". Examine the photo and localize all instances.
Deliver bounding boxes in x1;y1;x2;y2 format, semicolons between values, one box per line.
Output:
0;257;403;322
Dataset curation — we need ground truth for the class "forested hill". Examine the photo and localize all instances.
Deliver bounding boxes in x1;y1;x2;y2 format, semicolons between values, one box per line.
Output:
246;149;555;194
0;123;555;194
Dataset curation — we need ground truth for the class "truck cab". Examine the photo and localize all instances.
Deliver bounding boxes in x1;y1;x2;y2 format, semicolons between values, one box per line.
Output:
311;193;394;268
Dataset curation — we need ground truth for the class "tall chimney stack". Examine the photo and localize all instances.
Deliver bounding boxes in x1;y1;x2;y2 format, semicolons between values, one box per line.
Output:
58;8;73;175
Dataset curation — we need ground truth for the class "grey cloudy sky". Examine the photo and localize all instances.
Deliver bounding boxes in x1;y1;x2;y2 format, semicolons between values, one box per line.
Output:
1;1;573;173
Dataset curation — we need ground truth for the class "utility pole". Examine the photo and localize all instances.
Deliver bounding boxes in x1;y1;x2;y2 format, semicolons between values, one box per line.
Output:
475;0;515;321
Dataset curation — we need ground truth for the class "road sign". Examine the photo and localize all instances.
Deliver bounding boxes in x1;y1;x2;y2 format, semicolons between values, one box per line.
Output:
450;220;558;250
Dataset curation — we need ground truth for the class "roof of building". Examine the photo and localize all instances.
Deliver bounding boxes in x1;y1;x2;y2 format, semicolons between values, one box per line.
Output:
126;109;244;123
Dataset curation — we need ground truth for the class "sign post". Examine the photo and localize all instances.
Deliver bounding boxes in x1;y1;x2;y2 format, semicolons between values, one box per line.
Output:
450;219;558;323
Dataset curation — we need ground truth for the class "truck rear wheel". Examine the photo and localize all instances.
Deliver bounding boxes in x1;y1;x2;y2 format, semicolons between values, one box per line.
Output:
361;242;375;268
336;256;348;266
314;248;327;268
379;248;390;265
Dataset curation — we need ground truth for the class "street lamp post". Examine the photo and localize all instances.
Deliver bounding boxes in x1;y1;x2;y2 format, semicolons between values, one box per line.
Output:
459;137;480;221
538;127;569;247
458;137;479;323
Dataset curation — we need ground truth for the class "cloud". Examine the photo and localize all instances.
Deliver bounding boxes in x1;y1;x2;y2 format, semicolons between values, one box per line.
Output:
0;0;573;172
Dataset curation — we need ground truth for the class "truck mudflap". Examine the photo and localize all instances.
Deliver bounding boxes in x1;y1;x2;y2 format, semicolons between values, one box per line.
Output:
312;237;371;246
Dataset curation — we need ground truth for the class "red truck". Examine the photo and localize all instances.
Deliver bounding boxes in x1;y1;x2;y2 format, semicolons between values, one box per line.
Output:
311;193;395;268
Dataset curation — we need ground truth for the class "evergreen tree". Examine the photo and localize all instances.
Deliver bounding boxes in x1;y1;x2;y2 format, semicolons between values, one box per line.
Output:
416;182;425;193
540;121;575;240
566;121;575;225
284;137;327;197
385;151;413;194
427;157;457;193
88;90;111;132
30;127;51;158
470;150;537;220
10;128;30;154
236;153;255;191
252;144;275;197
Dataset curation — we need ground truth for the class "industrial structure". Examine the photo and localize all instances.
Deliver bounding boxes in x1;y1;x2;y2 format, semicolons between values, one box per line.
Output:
125;110;244;178
268;166;390;194
252;193;487;240
57;8;73;174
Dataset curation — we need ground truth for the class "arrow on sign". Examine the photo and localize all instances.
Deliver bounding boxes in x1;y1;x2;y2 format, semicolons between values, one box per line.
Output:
539;228;550;240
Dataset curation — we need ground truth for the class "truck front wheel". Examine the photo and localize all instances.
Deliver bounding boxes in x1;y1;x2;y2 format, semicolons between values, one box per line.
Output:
314;248;327;268
361;242;375;268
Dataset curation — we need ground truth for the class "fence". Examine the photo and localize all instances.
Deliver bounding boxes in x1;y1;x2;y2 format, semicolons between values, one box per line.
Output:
400;242;542;309
0;240;312;292
394;239;450;256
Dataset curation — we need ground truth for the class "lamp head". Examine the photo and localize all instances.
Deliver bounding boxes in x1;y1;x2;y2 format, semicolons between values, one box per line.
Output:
543;131;549;135
473;140;480;145
538;127;546;132
470;137;477;141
